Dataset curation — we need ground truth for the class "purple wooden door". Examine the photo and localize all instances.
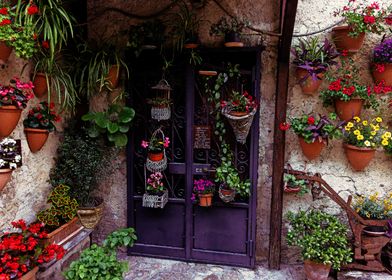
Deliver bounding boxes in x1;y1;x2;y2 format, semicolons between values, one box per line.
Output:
127;48;261;268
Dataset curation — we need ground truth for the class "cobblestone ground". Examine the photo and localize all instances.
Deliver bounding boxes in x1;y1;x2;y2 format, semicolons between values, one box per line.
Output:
124;256;392;280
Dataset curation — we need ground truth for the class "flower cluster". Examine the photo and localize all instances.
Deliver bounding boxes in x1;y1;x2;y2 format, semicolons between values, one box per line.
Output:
141;136;170;153
146;172;166;195
23;102;61;132
221;90;258;113
0;138;21;170
343;116;384;148
352;192;392;220
191;179;215;202
286;113;344;143
334;1;392;37
373;38;392;65
0;79;34;109
0;220;65;279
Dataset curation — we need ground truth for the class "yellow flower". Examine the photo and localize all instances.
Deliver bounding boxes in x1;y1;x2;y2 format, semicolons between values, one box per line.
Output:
376;117;383;123
357;135;364;140
354;130;361;136
374;125;380;131
371;131;376;136
384;132;392;138
353;117;361;122
347;122;354;128
362;120;368;126
345;126;351;131
382;139;389;146
364;140;371;147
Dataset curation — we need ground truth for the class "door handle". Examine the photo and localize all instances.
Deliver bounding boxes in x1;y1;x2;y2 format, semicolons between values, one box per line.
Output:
202;168;216;173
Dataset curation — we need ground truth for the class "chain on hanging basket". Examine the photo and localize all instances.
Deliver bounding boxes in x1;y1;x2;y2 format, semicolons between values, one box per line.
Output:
146;128;168;172
222;108;256;144
150;79;172;121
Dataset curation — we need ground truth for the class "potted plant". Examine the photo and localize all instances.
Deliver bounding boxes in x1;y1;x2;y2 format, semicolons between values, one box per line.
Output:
141;134;170;163
283;174;309;195
82;103;135;147
0;138;21;192
0;78;34;137
0;4;15;61
382;129;392;157
0;219;66;280
37;184;82;246
291;37;339;94
332;1;391;53
371;38;392;87
23;101;61;153
320;58;379;121
147;97;172;121
49;123;108;229
64;228;137;280
343;116;385;171
192;178;215;207
142;172;169;209
285;113;344;160
220;90;258;144
209;16;249;47
287;210;352;280
128;19;166;55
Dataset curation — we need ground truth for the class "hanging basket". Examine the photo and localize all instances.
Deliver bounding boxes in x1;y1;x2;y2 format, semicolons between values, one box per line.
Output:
218;185;236;203
142;189;169;208
151;105;171;121
222;108;256;144
146;128;168;172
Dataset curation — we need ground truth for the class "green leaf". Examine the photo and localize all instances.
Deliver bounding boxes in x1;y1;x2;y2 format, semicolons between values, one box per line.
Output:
119;125;130;133
95;112;109;128
107;122;119;134
113;134;128;147
118;107;135;123
81;113;95;121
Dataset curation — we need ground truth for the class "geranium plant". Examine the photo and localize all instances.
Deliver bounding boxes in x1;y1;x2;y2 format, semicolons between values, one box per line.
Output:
191;179;215;202
288;113;344;144
220;90;258;113
0;219;65;279
343;116;385;148
0;138;21;170
141;136;170;153
0;78;34;109
23;101;61;131
334;1;392;37
352;192;392;219
146;172;166;195
0;5;15;48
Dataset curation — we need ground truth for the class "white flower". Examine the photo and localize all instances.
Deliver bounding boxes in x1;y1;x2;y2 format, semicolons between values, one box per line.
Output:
9;163;17;169
0;159;5;168
14;155;21;162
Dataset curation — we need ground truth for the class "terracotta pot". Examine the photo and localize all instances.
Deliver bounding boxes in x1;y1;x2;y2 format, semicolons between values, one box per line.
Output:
229;111;248;117
331;26;365;53
295;68;324;94
0;105;22;138
0;41;12;62
184;43;199;49
107;65;120;89
148;152;164;161
220;188;235;196
199;193;213;207
77;202;104;229
304;259;331;280
39;217;83;246
298;137;325;160
334;99;363;122
32;73;48;97
24;128;50;153
372;63;392;87
20;267;39;280
0;169;12;192
344;144;375;171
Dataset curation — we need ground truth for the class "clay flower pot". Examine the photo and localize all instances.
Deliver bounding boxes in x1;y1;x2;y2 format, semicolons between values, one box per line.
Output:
344;144;375;171
372;63;392;87
304;259;331;280
0;168;13;192
32;73;48;98
334;99;363;122
107;65;120;89
199;193;213;207
20;267;39;280
0;41;13;62
224;31;244;47
24;128;49;153
295;68;324;94
77;202;104;229
0;105;22;138
298;137;325;160
148;152;164;162
331;26;365;53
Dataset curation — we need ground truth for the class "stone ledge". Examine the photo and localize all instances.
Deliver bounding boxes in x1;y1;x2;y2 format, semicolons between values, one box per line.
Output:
338;270;392;280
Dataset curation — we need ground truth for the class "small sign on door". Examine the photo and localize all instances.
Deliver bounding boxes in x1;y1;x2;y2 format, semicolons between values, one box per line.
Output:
193;125;211;149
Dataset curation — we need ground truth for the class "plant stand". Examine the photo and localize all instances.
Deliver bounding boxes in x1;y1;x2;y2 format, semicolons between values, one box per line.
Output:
142;189;168;209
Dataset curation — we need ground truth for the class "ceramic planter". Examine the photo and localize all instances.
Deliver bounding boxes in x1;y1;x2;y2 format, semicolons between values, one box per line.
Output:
344;144;375;171
224;32;243;47
295;68;323;94
0;41;12;62
372;63;392;87
148;151;164;162
0;168;13;192
331;26;365;53
298;137;325;160
24;128;50;153
39;217;83;246
107;65;120;89
20;267;39;280
32;73;48;97
0;105;22;138
334;99;363;122
77;202;104;229
199;193;213;207
303;259;331;280
184;34;200;49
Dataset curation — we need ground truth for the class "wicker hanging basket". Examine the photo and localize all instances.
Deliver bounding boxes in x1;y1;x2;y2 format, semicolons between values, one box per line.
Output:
146;128;168;172
142;189;169;209
150;79;172;121
222;108;256;144
151;106;171;121
218;185;236;203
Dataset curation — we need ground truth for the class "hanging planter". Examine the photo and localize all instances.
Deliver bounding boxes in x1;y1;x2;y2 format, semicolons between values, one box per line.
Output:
371;39;392;87
303;259;331;280
107;65;120;89
143;172;168;208
0;41;12;62
149;79;172;121
224;31;243;47
198;193;213;207
0;106;22;138
32;73;49;98
298;137;325;160
77;201;104;229
143;128;169;172
334;98;363;122
151;104;171;121
0;168;13;192
372;63;392;87
143;189;168;209
0;138;21;192
344;144;375;171
295;68;324;94
210;17;248;48
218;185;236;203
24;128;49;153
223;108;256;144
331;26;365;53
184;34;200;49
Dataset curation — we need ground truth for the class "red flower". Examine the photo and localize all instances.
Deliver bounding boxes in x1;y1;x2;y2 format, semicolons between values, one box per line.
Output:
343;86;355;96
386;16;392;25
328;79;342;91
33;33;38;40
364;15;376;24
279;122;290;131
41;40;49;49
0;19;11;26
27;5;39;15
375;63;385;73
0;8;8;15
341;49;349;57
369;2;379;10
54;115;61;122
307;116;315;125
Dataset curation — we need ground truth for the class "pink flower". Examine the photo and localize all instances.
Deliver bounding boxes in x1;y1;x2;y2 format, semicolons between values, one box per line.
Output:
141;140;149;148
163;137;170;148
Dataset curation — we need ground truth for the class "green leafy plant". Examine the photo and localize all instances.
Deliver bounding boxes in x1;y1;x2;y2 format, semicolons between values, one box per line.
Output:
209;16;249;36
0;4;15;47
287;210;352;270
64;228;137;280
82;103;135;147
146;172;166;195
23;101;61;132
37;184;79;230
283;174;309;196
128;19;166;55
